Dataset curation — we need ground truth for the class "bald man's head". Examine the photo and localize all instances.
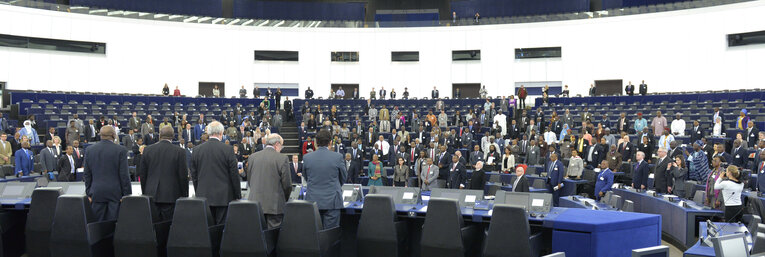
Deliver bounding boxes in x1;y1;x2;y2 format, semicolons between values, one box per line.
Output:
159;126;175;140
100;125;116;141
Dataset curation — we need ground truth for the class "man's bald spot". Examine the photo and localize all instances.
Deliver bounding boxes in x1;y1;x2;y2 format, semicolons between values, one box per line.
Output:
100;125;116;140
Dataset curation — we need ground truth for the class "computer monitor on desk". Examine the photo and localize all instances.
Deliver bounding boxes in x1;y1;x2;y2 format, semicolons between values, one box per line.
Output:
711;233;750;257
430;188;483;208
288;185;302;201
342;184;364;202
367;186;420;205
47;182;86;195
0;182;35;199
495;191;552;213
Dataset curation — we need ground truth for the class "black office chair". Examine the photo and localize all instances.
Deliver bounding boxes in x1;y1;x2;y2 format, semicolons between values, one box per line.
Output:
357;194;407;257
166;198;224;257
219;201;278;257
609;194;623;210
421;198;479;257
622;200;635;212
113;196;171;257
483;204;542;257
750;195;765;220
26;188;62;257
276;200;341;257
49;195;116;257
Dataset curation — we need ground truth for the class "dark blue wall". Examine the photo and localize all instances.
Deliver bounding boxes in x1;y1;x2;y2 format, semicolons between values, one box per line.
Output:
233;0;365;20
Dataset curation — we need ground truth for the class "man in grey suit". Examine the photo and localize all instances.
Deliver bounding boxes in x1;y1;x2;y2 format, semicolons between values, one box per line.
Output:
526;140;541;165
419;158;439;191
304;129;347;229
272;110;283;129
191;121;241;225
246;133;291;229
128;112;141;133
39;140;59;174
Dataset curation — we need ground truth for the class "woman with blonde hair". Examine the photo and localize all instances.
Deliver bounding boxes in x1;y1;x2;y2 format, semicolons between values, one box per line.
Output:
714;165;744;222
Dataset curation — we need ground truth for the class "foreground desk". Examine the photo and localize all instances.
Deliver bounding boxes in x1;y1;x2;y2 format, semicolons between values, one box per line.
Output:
684;222;749;257
341;199;661;257
613;188;723;249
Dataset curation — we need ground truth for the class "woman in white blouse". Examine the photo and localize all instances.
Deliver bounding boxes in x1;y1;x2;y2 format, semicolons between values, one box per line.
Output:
714;165;744;222
712;116;723;137
501;146;515;173
567;150;584;179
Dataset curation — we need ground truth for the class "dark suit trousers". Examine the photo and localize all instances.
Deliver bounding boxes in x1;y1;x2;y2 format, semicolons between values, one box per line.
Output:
210;206;228;225
92;201;120;221
547;185;560;207
156;202;175;221
319;209;340;229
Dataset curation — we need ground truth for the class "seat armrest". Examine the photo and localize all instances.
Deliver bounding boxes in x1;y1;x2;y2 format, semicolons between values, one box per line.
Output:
318;226;342;256
529;231;543;257
263;227;280;254
460;224;480;254
87;220;116;243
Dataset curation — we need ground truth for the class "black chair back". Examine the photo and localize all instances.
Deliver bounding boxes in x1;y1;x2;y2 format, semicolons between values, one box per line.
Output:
357;194;403;257
277;200;323;256
220;201;273;257
114;195;162;257
50;195;114;257
26;188;62;257
421;198;465;257
166;197;215;257
483;204;532;257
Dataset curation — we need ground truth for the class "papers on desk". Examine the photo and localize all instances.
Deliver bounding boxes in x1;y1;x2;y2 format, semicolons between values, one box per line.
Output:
488;209;493;216
420;206;428;212
342;190;353;198
403;192;414;200
422;196;430;201
532;199;544;207
465;195;476;203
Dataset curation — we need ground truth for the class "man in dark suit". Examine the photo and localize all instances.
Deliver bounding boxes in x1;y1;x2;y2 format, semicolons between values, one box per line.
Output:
343;153;362;184
143;128;157;146
746;121;759;148
304;129;347;229
138;126;189;221
546;153;565;206
14;141;34;176
653;148;672;194
84;126;131;221
690;121;704;143
632;151;650;190
448;155;466;189
57;146;76;181
618;135;635;162
84;119;98;143
182;123;194;144
639;80;648;96
43;127;57;145
583;142;604;169
123;130;137;151
625;82;635;96
289;155;303;184
512;166;530;192
431;87;439;99
731;139;748;168
191;121;241;225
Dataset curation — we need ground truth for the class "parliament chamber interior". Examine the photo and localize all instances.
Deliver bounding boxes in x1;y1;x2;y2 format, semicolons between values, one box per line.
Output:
1;0;765;256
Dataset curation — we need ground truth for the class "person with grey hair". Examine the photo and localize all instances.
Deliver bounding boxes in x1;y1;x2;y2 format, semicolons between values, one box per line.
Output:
246;132;291;229
84;125;131;221
654;147;672;194
191;121;241;225
632;151;650;190
138;126;188;220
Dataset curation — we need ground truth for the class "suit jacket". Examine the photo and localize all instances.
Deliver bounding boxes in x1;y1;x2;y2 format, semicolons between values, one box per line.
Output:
653;156;672;193
447;162;466;189
191;138;241;207
122;134;137;151
594;168;614;199
344;159;362;183
138;141;189;203
618;142;635;162
14;148;34;176
747;127;760;148
512;175;530;192
246;147;291;214
583;144;605;166
194;124;206;141
289;161;304;184
57;154;76;181
40;147;58;172
143;133;157;146
632;160;650;189
547;160;565;187
84;140;131;203
0;141;11;165
44;132;57;145
420;164;439;190
181;129;194;143
129;117;142;131
690;126;704;143
304;147;347;210
527;146;541;165
732;146;748;168
84;124;98;142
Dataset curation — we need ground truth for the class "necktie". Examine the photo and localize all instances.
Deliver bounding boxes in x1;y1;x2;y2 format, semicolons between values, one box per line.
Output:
69;155;74;172
761;162;764;172
294;163;298;172
635;161;640;171
411;149;415;162
426;167;430;181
